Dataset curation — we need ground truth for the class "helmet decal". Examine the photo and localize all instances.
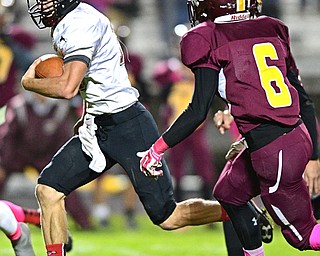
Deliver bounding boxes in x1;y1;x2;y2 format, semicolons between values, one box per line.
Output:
187;0;262;27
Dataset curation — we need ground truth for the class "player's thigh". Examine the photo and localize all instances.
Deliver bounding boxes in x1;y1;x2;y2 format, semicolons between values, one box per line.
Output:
38;136;108;196
104;110;176;225
213;148;260;205
251;124;312;192
251;125;314;249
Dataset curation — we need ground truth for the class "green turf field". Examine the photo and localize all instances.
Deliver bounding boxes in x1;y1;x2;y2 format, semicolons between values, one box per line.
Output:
1;214;319;255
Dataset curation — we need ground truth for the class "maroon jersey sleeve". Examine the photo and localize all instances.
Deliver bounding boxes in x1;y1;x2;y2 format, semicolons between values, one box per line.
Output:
180;24;219;71
180;32;209;69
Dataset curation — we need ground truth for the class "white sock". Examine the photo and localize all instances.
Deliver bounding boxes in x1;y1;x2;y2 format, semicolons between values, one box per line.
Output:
0;201;18;235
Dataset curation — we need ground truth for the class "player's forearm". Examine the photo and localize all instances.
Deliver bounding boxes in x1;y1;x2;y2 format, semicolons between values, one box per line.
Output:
163;108;207;147
21;58;84;99
163;67;218;148
21;76;74;99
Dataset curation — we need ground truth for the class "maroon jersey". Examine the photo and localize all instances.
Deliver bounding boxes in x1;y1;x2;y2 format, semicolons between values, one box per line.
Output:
180;16;300;134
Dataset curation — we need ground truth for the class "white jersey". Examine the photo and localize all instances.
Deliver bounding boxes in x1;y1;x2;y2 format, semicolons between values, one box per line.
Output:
52;3;139;115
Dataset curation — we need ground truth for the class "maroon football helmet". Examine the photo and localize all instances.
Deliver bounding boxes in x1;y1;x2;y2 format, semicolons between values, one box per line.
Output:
187;0;262;27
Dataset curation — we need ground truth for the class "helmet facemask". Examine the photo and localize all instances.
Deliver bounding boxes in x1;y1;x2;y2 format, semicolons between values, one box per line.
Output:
27;0;80;29
187;0;197;27
27;0;58;29
187;0;214;27
249;0;262;17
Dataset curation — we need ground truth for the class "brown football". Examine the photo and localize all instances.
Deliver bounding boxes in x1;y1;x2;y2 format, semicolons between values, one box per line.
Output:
35;55;64;78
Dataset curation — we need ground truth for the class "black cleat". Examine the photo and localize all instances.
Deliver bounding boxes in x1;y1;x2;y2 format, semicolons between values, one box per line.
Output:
250;201;273;244
258;208;273;243
65;231;73;252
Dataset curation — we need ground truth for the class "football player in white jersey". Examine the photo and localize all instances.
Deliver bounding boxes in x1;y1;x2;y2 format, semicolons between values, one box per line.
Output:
21;1;229;255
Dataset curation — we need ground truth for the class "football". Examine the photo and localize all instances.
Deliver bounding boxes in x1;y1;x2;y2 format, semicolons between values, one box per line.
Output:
35;54;64;78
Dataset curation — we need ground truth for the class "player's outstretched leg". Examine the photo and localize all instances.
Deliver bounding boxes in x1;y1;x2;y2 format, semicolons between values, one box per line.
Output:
159;198;229;230
35;184;68;256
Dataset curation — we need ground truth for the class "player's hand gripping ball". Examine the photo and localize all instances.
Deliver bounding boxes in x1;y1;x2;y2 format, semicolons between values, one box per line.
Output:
35;54;64;78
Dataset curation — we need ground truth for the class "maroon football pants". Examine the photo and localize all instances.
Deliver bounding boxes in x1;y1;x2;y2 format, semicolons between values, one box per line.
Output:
214;123;317;250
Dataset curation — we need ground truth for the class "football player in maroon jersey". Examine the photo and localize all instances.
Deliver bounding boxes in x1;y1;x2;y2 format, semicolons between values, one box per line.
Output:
138;0;320;254
214;48;320;254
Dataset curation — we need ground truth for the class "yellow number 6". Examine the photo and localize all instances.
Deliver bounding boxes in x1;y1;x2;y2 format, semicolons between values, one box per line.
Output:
253;42;291;108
